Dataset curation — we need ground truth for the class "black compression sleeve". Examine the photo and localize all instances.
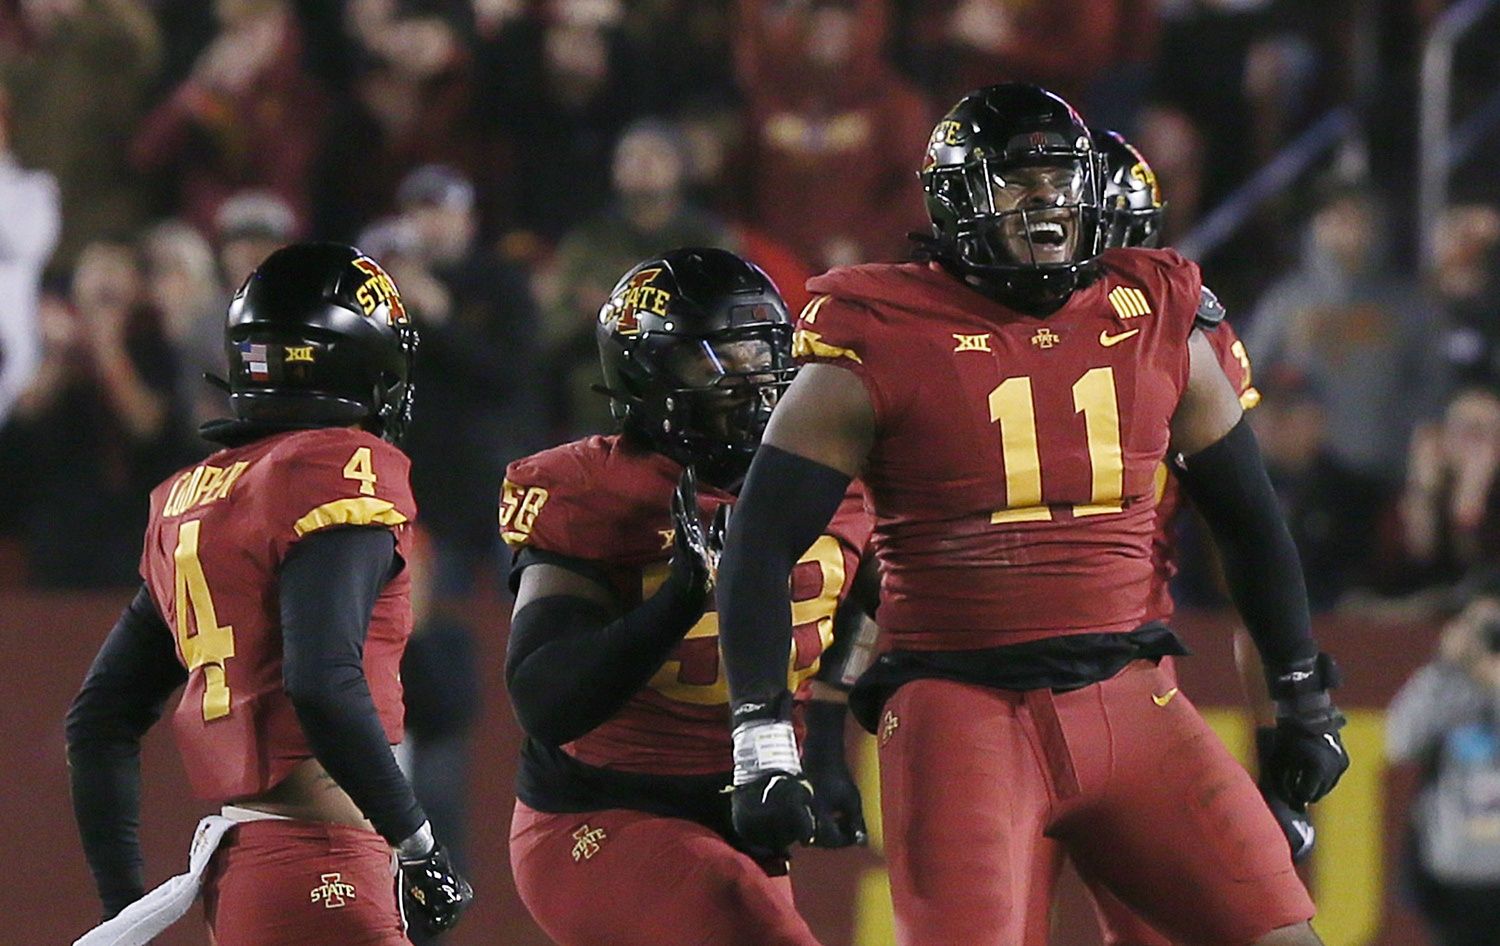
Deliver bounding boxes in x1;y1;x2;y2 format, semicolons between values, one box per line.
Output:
66;585;188;920
1174;417;1318;667
280;527;426;846
505;565;705;745
719;445;852;718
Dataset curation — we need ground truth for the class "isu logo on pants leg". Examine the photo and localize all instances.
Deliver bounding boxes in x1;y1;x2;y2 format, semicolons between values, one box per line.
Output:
310;873;357;909
880;711;900;746
571;824;607;862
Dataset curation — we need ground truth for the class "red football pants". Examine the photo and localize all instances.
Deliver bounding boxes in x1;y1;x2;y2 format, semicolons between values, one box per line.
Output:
878;660;1314;946
203;819;406;946
510;800;821;946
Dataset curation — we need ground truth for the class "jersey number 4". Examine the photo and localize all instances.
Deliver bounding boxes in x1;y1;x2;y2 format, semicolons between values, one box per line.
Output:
989;366;1124;523
173;519;235;721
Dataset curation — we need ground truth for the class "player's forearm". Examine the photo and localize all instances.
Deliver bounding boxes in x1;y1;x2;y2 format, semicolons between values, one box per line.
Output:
280;528;426;846
719;445;851;715
1174;417;1317;668
505;581;705;745
65;586;186;919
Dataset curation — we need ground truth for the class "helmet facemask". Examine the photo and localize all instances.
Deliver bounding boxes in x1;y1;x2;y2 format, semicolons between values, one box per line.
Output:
621;323;796;488
928;153;1106;310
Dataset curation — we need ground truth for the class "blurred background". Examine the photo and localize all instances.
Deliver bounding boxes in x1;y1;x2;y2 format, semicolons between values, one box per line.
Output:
3;0;1500;943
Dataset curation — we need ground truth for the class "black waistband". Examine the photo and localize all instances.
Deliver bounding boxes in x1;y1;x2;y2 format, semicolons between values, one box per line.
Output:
847;624;1189;734
516;737;733;826
515;739;790;873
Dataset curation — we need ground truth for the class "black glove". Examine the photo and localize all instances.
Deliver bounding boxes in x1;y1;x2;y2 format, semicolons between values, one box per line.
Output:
399;840;474;936
732;769;818;857
801;700;868;848
1262;652;1350;807
1255;726;1316;862
731;692;817;857
669;465;725;604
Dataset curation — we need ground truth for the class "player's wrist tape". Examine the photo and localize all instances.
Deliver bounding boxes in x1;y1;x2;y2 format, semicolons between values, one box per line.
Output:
395;821;436;862
1266;652;1342;722
732;720;803;785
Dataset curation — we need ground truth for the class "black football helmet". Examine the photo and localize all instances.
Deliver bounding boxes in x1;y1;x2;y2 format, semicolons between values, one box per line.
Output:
1096;129;1165;249
596;247;795;487
218;242;418;443
921;83;1106;312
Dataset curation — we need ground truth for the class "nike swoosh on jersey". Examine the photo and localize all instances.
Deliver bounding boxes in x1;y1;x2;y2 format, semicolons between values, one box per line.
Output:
1151;687;1179;707
1100;329;1141;347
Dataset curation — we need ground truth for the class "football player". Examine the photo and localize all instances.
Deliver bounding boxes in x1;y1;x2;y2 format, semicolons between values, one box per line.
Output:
1039;129;1310;946
716;84;1350;946
503;248;871;946
66;244;472;945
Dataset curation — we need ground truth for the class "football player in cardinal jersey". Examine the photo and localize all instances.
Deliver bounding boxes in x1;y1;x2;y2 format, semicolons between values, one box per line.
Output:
716;84;1349;946
503;247;872;946
1037;129;1312;946
66;244;472;945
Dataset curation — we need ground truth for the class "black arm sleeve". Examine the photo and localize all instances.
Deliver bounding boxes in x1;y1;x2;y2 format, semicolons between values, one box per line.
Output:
505;556;705;746
718;445;852;719
66;585;188;920
1173;416;1318;667
280;527;426;846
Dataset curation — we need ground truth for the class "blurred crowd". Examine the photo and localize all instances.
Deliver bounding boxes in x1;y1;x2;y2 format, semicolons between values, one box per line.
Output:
0;0;1497;619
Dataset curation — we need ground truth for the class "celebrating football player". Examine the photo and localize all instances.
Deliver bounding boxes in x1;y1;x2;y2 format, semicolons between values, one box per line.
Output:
66;244;472;945
503;247;871;946
716;84;1349;946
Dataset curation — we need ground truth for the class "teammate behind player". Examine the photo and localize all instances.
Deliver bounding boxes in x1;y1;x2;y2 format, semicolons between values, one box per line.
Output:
716;84;1349;946
66;244;472;944
504;248;871;946
1099;125;1316;860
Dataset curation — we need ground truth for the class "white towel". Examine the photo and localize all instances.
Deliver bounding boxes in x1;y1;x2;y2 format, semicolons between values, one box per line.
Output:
73;815;235;946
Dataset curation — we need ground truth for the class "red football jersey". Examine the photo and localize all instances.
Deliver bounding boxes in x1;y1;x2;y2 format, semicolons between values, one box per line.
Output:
502;435;873;776
1144;318;1260;623
138;428;417;803
796;248;1203;650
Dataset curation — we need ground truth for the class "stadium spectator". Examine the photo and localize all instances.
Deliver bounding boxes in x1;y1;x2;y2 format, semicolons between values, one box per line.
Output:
0;0;161;268
313;4;495;241
4;240;194;586
0;88;61;430
1139;0;1336;243
537;119;729;438
473;0;634;239
130;0;326;235
360;164;545;592
1246;183;1447;595
733;0;931;270
890;0;1128;115
213;189;297;289
1434;204;1500;389
1387;578;1500;946
139;219;226;429
1401;387;1500;592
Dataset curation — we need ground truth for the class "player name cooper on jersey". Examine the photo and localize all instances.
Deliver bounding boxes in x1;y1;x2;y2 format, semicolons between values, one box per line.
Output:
502;434;872;776
139;427;417;802
794;247;1203;650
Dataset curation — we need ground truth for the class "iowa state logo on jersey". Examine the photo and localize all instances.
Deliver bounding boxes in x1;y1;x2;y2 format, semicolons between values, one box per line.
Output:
598;267;672;337
351;257;409;327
